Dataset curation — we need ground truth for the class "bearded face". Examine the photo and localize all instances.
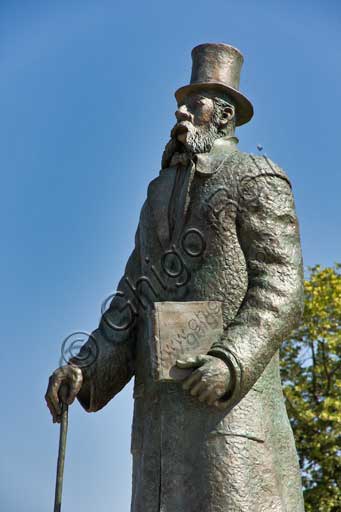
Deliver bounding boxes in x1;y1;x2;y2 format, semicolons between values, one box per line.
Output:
171;117;220;155
170;92;235;155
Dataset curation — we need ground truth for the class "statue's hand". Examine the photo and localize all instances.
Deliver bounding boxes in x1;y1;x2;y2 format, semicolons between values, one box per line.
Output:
169;152;191;167
161;138;181;169
176;355;230;407
45;365;83;424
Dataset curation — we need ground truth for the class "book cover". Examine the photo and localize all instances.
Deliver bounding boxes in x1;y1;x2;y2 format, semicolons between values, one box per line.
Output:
149;301;223;382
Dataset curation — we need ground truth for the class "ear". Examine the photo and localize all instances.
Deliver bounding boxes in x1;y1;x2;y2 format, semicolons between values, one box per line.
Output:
219;105;235;129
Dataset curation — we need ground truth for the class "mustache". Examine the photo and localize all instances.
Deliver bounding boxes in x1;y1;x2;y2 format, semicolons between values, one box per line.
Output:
170;120;194;139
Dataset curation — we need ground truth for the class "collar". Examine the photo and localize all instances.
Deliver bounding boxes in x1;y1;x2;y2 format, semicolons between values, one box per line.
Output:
194;136;239;176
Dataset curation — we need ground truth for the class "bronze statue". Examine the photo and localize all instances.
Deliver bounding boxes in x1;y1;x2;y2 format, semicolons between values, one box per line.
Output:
46;43;305;511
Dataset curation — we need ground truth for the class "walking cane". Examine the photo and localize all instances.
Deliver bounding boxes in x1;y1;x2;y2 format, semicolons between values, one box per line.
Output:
54;385;69;512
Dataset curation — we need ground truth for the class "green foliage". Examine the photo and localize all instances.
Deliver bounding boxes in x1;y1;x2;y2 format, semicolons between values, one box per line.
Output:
281;265;341;512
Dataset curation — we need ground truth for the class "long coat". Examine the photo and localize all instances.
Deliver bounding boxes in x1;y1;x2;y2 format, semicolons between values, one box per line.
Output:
76;137;305;511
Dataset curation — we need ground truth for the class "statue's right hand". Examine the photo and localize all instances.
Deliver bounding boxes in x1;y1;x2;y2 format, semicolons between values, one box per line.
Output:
161;138;181;169
45;365;83;424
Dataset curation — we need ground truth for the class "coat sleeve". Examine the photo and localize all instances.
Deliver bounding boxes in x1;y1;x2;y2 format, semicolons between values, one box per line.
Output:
209;159;304;409
70;226;142;412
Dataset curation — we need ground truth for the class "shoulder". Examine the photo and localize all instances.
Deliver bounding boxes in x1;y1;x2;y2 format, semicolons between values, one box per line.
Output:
234;153;292;198
219;152;292;198
237;153;292;188
233;153;296;215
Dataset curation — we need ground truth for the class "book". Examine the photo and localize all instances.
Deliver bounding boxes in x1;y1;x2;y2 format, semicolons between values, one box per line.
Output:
149;301;223;382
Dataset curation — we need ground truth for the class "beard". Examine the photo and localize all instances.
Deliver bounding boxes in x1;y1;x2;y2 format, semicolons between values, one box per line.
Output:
161;111;225;169
170;119;220;155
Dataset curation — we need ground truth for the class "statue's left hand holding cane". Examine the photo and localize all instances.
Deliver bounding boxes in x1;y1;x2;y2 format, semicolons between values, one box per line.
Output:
45;365;83;511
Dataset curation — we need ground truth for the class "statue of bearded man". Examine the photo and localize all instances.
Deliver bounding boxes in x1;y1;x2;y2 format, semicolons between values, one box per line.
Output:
45;43;305;511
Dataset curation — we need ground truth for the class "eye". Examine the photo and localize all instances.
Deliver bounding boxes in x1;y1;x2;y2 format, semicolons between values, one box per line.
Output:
193;97;205;107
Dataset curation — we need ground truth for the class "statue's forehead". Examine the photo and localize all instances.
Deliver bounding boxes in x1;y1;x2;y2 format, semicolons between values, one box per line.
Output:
177;91;214;107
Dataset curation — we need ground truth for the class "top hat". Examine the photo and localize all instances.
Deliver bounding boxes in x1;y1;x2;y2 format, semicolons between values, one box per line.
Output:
175;43;253;126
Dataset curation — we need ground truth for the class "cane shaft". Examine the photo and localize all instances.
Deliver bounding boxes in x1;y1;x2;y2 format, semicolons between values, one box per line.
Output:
54;402;69;512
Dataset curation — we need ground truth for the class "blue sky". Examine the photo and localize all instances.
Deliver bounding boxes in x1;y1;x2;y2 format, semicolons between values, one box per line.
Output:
1;1;340;510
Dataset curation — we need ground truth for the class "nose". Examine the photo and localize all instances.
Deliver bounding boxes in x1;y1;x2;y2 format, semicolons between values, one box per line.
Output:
175;105;193;123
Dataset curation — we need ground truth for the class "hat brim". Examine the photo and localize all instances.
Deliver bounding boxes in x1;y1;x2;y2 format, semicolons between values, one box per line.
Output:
175;82;253;126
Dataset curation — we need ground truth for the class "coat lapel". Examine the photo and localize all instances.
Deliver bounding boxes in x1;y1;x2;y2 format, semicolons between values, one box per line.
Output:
147;166;177;250
147;137;239;249
170;161;196;245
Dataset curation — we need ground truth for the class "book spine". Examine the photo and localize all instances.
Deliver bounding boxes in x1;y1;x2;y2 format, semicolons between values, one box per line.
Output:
150;306;162;381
